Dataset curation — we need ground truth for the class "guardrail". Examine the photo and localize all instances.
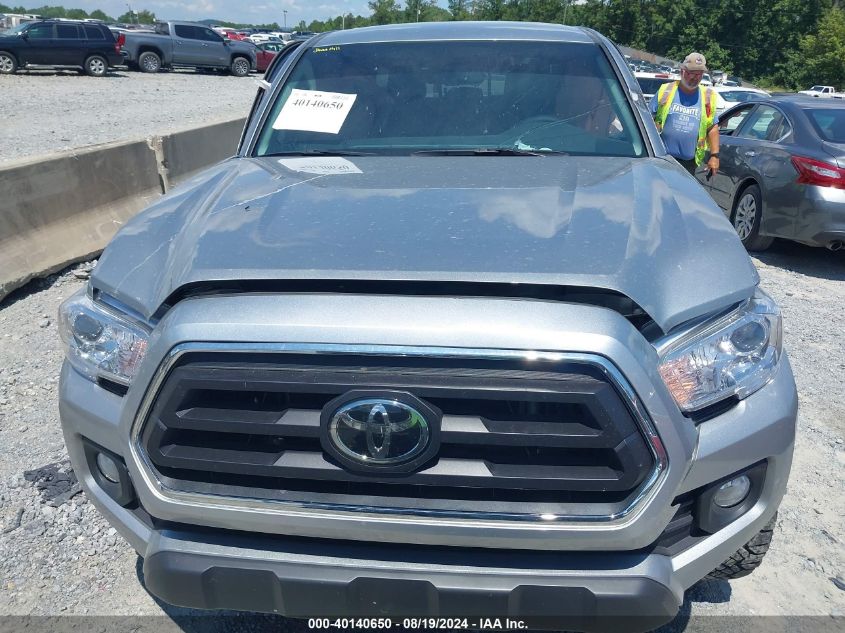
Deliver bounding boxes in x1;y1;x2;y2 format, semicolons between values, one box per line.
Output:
0;117;246;302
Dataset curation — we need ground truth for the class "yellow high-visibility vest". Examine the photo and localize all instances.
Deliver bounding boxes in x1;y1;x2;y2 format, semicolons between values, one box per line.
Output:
654;81;717;165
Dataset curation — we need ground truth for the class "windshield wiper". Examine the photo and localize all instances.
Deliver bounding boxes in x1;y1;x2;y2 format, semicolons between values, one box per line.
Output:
263;150;375;157
412;148;567;156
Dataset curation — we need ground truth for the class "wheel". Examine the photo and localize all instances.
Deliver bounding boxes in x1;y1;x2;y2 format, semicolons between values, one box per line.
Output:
732;183;773;251
230;56;250;77
84;55;108;77
708;512;776;580
138;51;161;73
0;51;18;75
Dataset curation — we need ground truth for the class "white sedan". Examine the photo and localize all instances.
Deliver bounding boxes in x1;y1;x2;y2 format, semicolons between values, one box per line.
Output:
713;86;771;114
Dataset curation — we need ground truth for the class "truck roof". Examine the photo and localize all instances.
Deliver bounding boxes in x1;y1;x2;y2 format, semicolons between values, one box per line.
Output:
316;21;594;46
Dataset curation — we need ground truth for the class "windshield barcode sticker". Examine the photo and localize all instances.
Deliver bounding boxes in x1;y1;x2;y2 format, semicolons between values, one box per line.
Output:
273;89;358;134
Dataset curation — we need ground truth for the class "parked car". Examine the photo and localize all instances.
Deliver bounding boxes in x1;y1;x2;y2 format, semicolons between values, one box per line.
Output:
291;30;317;41
634;71;674;104
797;85;844;99
269;31;294;45
248;33;280;44
254;41;284;72
713;85;770;114
0;19;123;76
697;96;845;251
122;21;256;76
212;27;248;42
58;21;796;630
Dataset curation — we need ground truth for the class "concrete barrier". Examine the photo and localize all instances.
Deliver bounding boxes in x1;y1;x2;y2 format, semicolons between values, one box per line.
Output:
159;118;246;189
0;117;246;302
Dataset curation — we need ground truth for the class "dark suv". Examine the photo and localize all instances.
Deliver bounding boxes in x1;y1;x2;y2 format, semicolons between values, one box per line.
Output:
0;20;123;76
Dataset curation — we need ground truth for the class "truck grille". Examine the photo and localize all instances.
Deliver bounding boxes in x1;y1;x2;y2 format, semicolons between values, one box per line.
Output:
136;348;659;520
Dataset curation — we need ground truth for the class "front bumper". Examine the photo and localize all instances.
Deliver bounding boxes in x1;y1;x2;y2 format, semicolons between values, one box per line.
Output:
142;529;678;632
59;294;798;627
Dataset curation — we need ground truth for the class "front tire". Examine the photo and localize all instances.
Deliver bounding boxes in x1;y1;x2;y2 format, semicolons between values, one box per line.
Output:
138;51;161;73
732;183;773;251
84;55;108;77
0;51;18;75
230;56;250;77
708;513;776;580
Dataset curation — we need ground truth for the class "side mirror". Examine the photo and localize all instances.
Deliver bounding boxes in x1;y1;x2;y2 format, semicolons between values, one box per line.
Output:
20;32;28;40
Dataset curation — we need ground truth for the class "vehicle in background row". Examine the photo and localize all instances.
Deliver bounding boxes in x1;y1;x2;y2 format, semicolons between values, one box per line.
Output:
269;31;295;45
212;27;249;42
291;30;317;41
634;71;674;104
697;96;845;251
713;85;770;114
248;33;280;44
59;22;796;631
797;85;844;99
0;19;123;76
122;21;256;76
254;41;285;72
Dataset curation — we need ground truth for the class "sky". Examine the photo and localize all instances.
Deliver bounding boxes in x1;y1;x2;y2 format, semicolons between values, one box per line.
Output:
10;0;417;24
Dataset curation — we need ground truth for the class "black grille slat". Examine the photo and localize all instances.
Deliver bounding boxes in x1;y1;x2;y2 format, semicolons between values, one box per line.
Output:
150;447;632;491
171;408;321;437
141;353;656;518
166;408;612;448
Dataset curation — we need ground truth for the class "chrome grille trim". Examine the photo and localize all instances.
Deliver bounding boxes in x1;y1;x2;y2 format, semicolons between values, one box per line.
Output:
130;342;668;526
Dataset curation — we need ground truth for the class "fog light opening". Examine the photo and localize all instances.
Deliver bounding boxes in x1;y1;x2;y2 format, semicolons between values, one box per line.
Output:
713;475;751;508
96;452;121;484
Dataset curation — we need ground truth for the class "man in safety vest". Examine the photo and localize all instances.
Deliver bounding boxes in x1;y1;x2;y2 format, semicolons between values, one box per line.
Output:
651;52;720;177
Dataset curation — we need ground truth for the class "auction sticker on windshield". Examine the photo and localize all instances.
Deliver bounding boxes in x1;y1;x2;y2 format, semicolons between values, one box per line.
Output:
273;89;358;134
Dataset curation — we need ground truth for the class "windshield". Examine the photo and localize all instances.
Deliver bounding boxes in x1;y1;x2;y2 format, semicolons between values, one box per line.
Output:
255;40;645;158
809;86;826;92
2;23;30;35
805;109;845;143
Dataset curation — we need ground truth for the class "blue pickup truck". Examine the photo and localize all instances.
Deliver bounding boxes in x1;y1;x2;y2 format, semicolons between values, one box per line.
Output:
122;20;256;76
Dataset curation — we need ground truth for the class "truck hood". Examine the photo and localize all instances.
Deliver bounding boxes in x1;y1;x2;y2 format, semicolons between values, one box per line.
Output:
93;155;758;333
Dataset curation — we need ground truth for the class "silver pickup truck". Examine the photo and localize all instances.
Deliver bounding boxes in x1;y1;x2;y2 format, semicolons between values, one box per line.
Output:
59;22;797;632
122;20;256;76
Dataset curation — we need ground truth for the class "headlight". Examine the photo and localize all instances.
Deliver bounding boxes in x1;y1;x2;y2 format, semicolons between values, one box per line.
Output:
58;290;150;386
657;288;782;413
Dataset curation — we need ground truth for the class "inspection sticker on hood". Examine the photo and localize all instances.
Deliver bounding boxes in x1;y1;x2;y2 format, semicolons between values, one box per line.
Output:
277;157;362;175
273;89;357;134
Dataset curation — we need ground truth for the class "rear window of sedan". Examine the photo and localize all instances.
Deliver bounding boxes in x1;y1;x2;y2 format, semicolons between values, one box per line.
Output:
255;40;645;157
805;109;845;143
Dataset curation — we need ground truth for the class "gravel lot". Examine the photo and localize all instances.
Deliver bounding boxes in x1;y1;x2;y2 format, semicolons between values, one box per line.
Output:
0;68;256;164
0;241;842;631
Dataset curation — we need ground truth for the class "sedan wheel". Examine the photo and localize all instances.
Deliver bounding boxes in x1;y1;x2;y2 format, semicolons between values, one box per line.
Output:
734;192;756;241
732;184;773;251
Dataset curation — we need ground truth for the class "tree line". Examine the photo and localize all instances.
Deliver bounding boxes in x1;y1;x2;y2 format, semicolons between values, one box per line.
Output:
2;1;843;89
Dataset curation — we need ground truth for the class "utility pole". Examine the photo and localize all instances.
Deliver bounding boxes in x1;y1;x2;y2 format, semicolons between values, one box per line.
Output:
126;2;136;24
563;0;569;26
283;9;287;29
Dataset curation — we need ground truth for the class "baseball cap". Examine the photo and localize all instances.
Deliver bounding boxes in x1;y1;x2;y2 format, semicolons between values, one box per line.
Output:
682;52;708;72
